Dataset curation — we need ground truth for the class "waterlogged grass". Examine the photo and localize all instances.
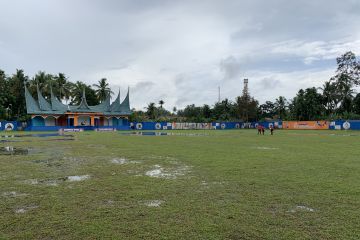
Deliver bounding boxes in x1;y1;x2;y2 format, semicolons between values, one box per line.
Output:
0;130;360;239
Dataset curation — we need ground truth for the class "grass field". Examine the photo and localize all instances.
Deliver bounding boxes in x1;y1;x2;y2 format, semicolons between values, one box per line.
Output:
1;130;360;239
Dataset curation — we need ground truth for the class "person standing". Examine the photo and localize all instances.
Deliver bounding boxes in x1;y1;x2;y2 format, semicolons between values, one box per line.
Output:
261;125;265;135
257;124;262;135
269;125;274;135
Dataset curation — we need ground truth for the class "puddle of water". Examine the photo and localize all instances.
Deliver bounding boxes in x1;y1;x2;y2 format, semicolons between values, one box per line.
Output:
0;146;29;155
111;158;141;165
25;178;61;186
200;181;208;186
255;147;279;150
122;132;208;137
288;205;315;213
145;164;190;179
44;138;75;141
24;175;90;186
148;155;177;161
111;158;128;164
142;200;164;207
0;133;73;138
66;175;90;182
15;205;38;214
2;191;28;197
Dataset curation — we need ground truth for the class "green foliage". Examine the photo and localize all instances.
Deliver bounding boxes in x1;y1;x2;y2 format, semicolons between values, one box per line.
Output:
289;88;324;120
93;78;113;102
69;81;99;106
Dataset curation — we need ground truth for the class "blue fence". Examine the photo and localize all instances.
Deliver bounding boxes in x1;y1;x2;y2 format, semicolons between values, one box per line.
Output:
328;120;360;130
0;121;18;131
130;121;282;130
24;125;131;131
6;119;360;131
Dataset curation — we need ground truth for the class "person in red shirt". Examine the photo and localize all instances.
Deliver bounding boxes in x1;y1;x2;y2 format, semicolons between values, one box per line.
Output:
257;124;262;135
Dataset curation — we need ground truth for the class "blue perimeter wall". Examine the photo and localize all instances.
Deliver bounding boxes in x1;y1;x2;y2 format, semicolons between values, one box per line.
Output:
0;121;18;131
328;120;360;130
2;120;360;131
130;121;280;130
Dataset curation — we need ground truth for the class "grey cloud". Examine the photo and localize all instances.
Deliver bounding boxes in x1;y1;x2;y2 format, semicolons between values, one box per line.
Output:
220;56;242;81
132;81;156;93
259;78;281;90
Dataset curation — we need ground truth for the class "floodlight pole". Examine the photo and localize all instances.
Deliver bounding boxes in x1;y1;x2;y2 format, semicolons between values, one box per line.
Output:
218;86;220;103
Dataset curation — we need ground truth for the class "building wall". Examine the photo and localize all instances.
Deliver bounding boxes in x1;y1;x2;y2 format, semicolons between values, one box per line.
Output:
45;117;56;126
32;116;45;126
78;116;91;126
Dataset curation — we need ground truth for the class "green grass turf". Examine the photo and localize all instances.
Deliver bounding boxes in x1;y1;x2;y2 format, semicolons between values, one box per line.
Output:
0;130;359;239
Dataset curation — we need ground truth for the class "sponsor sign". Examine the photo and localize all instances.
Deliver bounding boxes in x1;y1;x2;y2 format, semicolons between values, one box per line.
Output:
95;128;117;132
62;128;84;132
343;121;351;130
4;123;14;131
282;121;329;130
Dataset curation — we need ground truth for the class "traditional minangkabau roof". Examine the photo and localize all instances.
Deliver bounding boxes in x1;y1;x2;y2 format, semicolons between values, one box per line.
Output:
37;84;52;111
24;85;131;115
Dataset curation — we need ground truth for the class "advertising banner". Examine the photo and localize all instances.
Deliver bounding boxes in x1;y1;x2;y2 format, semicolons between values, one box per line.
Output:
282;121;329;130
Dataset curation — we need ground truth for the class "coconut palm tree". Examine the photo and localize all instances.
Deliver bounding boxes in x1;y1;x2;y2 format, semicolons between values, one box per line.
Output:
93;78;113;102
54;73;72;102
319;81;338;115
29;71;54;99
70;81;87;105
146;102;157;119
159;100;165;108
274;96;288;119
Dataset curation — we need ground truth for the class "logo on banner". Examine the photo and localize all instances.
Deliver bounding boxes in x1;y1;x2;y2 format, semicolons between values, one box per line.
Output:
343;121;351;130
4;123;14;131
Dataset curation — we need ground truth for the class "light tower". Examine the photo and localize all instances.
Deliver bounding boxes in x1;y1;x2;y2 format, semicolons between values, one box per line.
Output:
242;78;250;123
243;78;249;97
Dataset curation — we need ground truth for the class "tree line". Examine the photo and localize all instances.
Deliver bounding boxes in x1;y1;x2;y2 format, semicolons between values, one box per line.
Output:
1;51;359;122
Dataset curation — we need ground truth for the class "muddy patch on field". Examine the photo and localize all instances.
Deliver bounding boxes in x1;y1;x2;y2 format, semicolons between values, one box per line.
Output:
145;164;190;179
0;146;30;155
14;205;39;214
103;200;115;206
287;205;315;213
32;158;64;167
2;191;28;198
141;200;165;207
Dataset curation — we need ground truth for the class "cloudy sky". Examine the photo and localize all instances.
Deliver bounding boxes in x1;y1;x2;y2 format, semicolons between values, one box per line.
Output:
0;0;359;110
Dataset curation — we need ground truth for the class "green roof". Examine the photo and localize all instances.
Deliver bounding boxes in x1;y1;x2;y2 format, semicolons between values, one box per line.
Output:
25;85;131;115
